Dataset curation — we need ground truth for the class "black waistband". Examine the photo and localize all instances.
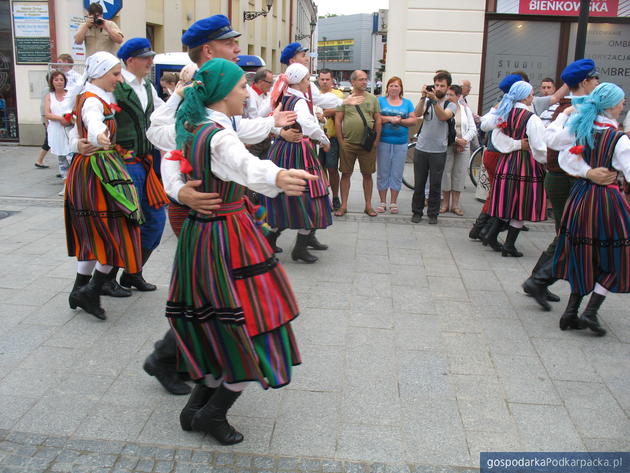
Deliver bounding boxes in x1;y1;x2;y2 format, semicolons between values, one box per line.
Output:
232;257;279;280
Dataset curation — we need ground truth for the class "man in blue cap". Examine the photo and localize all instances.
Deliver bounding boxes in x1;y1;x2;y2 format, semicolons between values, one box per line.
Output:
98;37;170;299
522;58;617;315
143;15;299;396
280;41;363;110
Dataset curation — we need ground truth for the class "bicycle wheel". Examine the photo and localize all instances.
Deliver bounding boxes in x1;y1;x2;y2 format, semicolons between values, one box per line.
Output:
402;141;416;190
468;145;485;187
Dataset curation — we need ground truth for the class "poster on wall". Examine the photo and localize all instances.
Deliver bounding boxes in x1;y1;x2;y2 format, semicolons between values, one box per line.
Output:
496;0;629;17
69;16;87;63
12;1;51;64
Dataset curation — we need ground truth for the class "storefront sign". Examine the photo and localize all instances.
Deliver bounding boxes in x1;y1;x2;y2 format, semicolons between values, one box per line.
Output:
317;39;354;47
12;2;51;64
518;0;619;16
69;16;87;62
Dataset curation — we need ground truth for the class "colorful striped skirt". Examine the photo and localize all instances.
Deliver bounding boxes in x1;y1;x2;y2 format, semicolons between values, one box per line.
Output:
262;138;332;230
488;150;547;222
553;181;630;296
65;152;142;272
166;199;301;388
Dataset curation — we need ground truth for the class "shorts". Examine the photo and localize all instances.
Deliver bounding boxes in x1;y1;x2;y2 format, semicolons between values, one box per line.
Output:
339;141;376;174
318;137;339;169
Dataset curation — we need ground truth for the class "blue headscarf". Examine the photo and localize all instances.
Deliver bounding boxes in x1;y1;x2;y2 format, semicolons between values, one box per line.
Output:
494;81;533;122
567;82;625;147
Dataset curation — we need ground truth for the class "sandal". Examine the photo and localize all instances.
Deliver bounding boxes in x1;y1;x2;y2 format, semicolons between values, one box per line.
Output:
364;208;377;217
439;205;449;214
334;208;347;217
375;202;387;213
34;163;49;169
389;203;399;214
451;207;464;216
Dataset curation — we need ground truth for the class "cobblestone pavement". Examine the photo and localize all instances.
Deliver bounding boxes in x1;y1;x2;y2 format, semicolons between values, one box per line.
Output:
0;146;629;472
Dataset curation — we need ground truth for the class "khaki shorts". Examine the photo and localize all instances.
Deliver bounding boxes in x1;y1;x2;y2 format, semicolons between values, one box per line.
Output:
339;141;377;175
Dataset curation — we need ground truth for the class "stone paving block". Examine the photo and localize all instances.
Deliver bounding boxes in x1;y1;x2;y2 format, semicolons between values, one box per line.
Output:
468;290;511;308
390;265;428;289
398;350;455;401
428;276;468;301
348;294;393;315
52;373;116;400
287;344;344;392
19;345;82;372
356;238;389;256
294;308;347;345
136;458;155;472
336;424;404;463
100;371;176;409
388;248;422;266
355;255;392;275
340;384;401;426
401;399;470;466
422;257;458;278
348;308;394;330
447;351;495;376
492;353;560;405
0;395;38;430
392;287;435;314
0;324;55;365
465;430;521;467
457;398;516;433
74;403;154;441
582;437;630;451
459;269;501;292
531;338;601;382
115;456;139;470
394;313;442;351
252;455;275;470
229;386;284;420
204;417;274;455
451;375;505;402
137;410;204;448
14;394;95;436
509;403;585;451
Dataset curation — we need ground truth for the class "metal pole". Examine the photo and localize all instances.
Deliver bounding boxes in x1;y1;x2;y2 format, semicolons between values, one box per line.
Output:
574;0;590;60
370;12;378;93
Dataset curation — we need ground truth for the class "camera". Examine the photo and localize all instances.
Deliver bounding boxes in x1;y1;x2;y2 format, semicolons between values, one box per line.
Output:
426;85;434;92
94;17;104;26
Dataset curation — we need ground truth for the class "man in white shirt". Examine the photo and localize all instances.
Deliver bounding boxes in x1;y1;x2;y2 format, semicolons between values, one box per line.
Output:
244;68;273;119
106;38;169;300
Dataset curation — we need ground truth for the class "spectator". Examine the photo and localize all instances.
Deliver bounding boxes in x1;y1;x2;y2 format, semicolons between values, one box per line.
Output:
440;84;476;216
411;71;457;224
179;63;198;83
245;68;273;119
57;54;82;91
539;77;556;96
334;69;381;217
376;76;417;214
317;68;344;210
34;76;51;169
44;71;73;195
74;2;124;57
159;72;179;98
460;79;480;148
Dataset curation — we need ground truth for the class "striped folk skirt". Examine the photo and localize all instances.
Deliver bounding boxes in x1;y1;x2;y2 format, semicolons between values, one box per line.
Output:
65;152;142;272
262;138;332;230
166;200;301;389
488;149;547;222
553;181;630;296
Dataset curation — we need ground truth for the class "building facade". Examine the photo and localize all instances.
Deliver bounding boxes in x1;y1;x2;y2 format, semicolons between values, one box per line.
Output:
2;0;317;145
317;13;385;82
385;0;630;115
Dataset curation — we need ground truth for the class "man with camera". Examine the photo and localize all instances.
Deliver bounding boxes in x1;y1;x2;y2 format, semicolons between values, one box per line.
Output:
411;71;457;224
74;2;124;57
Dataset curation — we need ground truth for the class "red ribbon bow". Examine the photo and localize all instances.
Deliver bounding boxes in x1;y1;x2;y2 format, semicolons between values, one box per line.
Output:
569;145;584;155
109;103;122;113
166;150;193;174
497;120;508;129
63;113;73;123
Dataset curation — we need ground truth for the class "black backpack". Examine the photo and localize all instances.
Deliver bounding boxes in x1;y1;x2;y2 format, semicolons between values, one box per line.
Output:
443;100;457;145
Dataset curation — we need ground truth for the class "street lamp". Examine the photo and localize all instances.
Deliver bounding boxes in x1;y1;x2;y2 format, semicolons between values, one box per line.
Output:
295;19;317;41
243;0;274;22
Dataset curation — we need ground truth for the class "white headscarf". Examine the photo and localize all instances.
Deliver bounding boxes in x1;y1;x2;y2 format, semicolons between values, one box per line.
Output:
285;63;309;85
65;51;121;107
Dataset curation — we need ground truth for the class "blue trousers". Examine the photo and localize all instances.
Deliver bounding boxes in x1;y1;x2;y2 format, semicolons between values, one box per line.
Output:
376;142;407;192
125;161;166;250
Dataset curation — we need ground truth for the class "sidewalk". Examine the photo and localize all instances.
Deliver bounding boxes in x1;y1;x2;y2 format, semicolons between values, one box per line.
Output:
0;145;628;472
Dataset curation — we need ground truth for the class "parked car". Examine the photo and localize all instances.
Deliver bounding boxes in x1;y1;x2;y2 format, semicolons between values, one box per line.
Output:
338;81;352;93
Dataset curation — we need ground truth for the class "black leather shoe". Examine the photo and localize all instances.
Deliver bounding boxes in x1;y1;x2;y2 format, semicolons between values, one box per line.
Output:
265;230;283;253
501;226;523;257
559;293;584;331
191;385;243;445
411;213;422;223
428;216;438;224
469;212;491;240
100;279;132;297
522;279;551;311
545;289;560;302
181;384;216;431
291;233;318;263
69;270;107;320
332;197;341;210
307;230;328;250
120;272;157;291
143;354;191;395
579;293;607;336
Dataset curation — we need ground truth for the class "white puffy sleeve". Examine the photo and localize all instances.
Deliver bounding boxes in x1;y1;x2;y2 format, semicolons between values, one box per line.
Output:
235;116;275;144
147;93;180;151
491;129;523;153
68;125;79;153
558;149;591;178
244;85;259;119
480;109;499;132
210;129;283;197
160;153;185;203
545;113;573;151
462;106;477;143
525;114;547;164
311;83;343;109
612;134;630;181
82;97;107;147
294;99;329;146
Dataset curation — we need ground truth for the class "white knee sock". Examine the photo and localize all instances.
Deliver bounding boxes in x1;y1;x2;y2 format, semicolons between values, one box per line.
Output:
594;283;609;296
223;381;248;392
95;262;113;274
298;229;310;236
509;219;524;229
77;261;96;276
204;375;223;388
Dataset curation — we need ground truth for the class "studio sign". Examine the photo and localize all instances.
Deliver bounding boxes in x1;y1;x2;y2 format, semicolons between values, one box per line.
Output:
520;0;618;16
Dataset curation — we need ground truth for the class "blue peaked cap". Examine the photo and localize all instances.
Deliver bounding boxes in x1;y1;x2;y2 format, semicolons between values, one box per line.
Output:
182;15;241;49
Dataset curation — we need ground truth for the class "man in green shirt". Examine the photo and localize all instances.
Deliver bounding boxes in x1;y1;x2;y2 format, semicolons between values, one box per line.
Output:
335;70;381;216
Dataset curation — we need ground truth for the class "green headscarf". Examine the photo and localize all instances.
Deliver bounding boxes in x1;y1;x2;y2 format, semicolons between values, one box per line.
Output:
175;58;244;149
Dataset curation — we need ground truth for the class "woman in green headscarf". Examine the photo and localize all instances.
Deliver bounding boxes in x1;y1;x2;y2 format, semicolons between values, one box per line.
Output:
165;58;316;445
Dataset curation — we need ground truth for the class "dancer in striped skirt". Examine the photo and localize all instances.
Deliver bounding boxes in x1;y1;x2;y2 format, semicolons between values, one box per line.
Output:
262;63;332;263
483;81;548;257
167;59;316;445
65;52;143;321
552;83;630;336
